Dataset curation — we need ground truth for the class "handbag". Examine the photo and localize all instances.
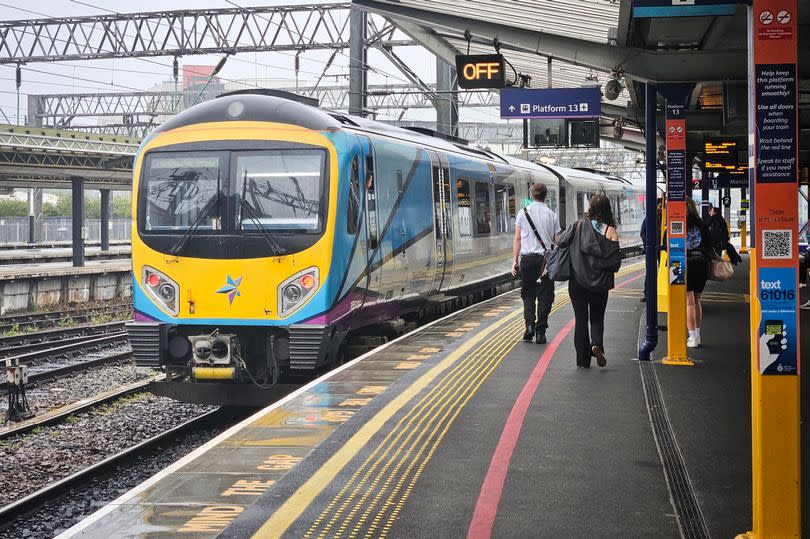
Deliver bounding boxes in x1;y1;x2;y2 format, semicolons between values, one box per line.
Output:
546;222;578;282
709;256;734;282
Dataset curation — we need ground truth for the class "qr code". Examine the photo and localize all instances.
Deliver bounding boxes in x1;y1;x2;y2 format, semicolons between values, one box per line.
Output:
762;229;792;259
670;221;684;235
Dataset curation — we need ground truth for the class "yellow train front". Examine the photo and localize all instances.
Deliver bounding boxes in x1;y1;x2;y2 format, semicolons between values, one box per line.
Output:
127;92;357;405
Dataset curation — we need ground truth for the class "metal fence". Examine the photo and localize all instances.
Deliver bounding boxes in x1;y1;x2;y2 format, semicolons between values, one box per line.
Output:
0;218;131;244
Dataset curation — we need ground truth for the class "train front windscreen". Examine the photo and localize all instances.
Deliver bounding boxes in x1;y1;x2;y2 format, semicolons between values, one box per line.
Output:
137;147;328;258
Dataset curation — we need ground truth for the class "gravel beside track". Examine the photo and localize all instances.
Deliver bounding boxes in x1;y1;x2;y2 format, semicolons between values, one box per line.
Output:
0;361;152;417
0;393;216;509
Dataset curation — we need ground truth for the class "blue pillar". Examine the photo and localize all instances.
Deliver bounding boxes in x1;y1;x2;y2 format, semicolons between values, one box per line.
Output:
639;82;658;360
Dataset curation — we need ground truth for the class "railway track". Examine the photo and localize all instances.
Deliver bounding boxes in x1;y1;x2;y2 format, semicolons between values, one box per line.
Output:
0;321;127;357
0;304;132;334
2;333;131;383
0;407;225;529
0;375;152;440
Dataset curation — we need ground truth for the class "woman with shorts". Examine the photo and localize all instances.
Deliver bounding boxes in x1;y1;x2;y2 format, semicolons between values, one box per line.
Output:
685;198;712;348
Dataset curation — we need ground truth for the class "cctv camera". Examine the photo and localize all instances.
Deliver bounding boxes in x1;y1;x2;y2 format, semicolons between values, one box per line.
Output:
604;79;622;101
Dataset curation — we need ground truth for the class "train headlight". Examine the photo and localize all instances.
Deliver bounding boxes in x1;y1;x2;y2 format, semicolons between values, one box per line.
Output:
278;267;319;317
142;266;180;316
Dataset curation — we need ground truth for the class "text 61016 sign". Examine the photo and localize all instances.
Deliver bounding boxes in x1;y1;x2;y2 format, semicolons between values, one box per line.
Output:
455;54;505;89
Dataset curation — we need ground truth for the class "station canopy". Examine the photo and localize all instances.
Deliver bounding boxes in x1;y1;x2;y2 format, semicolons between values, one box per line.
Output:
356;0;629;108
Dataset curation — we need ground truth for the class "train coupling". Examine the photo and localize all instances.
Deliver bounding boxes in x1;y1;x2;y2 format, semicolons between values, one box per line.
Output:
188;333;238;381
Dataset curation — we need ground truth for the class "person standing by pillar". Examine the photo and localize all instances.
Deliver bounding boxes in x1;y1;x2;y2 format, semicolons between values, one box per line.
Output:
511;183;561;343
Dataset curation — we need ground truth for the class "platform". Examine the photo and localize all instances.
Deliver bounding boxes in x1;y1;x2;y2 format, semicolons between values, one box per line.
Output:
0;245;130;265
59;258;776;538
0;259;131;314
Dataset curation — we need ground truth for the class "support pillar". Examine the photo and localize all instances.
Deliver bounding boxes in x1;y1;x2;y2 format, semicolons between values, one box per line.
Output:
436;59;458;137
638;82;658;360
71;178;85;267
348;9;367;117
738;1;801;537
658;83;694;366
100;189;111;251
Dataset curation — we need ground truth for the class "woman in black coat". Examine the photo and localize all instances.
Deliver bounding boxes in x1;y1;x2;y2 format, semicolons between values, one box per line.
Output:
559;194;621;368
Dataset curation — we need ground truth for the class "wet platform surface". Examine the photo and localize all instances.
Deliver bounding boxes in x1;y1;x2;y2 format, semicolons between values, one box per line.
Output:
61;257;784;538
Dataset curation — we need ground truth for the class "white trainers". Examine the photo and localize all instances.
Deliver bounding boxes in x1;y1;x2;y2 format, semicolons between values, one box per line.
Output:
687;335;699;348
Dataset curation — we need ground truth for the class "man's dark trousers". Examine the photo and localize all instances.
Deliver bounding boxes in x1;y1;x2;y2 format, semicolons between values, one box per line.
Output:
519;253;555;333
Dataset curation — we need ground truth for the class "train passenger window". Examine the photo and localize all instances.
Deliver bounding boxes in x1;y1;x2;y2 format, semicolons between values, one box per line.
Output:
545;188;558;213
456;179;472;237
142;153;223;232
508;186;516;231
235;150;325;232
494;184;510;234
347;156;360;234
475;182;492;235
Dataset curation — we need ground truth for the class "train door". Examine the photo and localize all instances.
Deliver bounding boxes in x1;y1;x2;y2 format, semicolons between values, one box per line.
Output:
362;136;382;306
427;150;454;295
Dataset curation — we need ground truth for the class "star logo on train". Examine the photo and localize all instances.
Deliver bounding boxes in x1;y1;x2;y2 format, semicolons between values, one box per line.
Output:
216;275;243;305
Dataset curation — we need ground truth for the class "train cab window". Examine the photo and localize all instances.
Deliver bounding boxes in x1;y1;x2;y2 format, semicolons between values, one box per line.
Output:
235;150;325;232
494;184;511;234
475;181;492;235
456;179;472;237
347;155;360;234
141;153;223;232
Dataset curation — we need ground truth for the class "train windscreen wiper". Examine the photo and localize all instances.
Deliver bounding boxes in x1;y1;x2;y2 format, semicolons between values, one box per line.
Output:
167;171;220;259
241;172;285;256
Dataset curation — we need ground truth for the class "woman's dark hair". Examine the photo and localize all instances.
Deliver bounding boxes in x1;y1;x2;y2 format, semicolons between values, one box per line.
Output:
586;194;616;228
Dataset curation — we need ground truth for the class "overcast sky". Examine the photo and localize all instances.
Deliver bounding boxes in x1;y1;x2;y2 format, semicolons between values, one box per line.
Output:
0;0;505;126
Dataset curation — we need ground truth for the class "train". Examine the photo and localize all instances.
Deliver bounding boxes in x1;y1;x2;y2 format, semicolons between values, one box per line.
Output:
126;90;647;405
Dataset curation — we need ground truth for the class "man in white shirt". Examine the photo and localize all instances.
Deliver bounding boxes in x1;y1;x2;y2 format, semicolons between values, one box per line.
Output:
511;183;561;343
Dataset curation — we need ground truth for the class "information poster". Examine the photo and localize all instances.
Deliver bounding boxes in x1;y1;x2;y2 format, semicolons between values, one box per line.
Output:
752;0;799;375
668;237;685;285
665;100;687;288
758;267;798;374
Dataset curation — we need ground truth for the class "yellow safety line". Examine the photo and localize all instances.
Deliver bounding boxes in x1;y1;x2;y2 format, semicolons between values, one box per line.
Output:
344;326;525;538
312;317;531;539
253;308;523;538
253;264;644;538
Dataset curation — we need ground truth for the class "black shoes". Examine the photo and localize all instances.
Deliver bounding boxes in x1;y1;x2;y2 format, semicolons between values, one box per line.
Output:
535;330;547;344
522;323;534;342
522;324;547;344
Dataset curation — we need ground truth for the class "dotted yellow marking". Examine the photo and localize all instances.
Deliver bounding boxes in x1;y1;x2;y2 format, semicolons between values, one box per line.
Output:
461;322;480;328
339;398;373;407
406;354;431;360
357;386;387;396
419;347;441;353
444;332;464;337
394;362;420;370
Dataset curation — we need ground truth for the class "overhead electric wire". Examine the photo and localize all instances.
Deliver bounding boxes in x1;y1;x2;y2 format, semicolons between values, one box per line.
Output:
0;0;500;123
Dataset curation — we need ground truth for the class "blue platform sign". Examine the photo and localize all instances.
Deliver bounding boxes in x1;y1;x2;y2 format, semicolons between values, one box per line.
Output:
499;87;601;120
632;0;747;18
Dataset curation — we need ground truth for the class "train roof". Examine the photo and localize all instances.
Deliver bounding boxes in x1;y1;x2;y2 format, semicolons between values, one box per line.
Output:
152;92;553;176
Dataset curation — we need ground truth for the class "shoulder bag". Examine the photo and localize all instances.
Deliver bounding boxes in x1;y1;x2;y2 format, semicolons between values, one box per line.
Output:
522;208;571;282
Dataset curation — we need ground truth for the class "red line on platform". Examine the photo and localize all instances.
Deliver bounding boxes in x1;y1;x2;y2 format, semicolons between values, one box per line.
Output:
467;272;645;539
